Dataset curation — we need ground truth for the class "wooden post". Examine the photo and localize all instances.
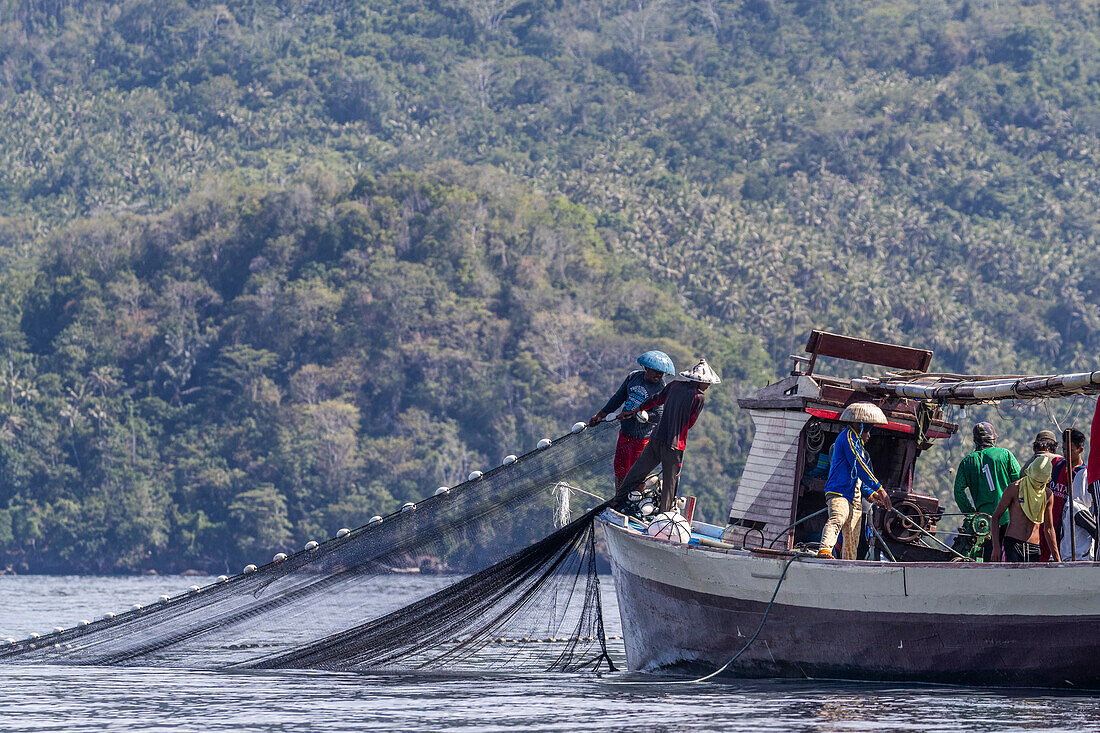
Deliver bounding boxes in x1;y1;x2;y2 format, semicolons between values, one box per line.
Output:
1066;428;1077;561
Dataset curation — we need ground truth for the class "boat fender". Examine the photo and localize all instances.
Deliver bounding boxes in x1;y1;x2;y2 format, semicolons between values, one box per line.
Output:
537;438;552;449
647;512;692;543
502;455;518;465
571;422;587;433
336;528;351;538
434;487;450;496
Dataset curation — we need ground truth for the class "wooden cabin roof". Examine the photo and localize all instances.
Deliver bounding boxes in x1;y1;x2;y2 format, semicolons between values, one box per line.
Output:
739;331;959;440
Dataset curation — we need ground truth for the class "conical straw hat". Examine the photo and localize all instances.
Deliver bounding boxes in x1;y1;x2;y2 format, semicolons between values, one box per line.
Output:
679;358;721;384
840;402;887;425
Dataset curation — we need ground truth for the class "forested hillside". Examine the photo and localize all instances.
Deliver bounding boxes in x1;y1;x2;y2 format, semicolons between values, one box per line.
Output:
0;0;1097;571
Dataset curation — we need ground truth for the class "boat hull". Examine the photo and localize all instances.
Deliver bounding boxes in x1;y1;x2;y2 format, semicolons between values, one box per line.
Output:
601;513;1100;688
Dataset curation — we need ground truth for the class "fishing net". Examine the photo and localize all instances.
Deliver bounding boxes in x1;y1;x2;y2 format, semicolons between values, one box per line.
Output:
0;422;619;673
245;509;612;673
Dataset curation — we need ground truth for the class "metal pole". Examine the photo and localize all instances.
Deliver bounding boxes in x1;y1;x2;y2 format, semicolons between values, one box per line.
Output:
1066;428;1077;561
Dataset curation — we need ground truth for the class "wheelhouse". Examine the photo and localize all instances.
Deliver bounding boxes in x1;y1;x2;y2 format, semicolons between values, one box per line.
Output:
723;330;958;555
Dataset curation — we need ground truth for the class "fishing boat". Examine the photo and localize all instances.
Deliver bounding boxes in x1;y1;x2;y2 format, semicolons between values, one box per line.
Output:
599;330;1100;688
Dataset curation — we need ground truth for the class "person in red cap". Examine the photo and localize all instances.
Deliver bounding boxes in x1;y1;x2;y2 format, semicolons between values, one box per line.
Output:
953;421;1021;561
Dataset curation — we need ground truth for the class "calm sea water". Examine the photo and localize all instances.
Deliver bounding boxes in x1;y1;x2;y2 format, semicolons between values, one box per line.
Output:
1;575;1098;732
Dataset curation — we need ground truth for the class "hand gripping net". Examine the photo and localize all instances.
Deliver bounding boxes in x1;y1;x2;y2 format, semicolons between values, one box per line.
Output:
0;423;619;673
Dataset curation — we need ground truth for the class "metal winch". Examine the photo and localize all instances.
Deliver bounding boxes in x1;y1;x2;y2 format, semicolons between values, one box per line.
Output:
950;513;993;561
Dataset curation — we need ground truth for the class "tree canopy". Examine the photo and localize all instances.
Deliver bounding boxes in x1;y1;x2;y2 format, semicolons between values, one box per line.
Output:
0;0;1096;570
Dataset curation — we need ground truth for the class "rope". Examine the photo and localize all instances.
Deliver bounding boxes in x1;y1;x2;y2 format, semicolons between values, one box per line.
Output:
886;506;967;560
606;552;803;686
768;508;828;548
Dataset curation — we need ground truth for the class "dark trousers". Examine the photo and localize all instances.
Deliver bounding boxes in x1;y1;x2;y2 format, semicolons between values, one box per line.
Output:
615;440;684;512
981;524;1009;562
1004;537;1041;563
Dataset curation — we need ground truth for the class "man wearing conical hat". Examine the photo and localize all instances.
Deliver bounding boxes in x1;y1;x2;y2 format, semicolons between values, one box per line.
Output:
818;402;894;560
587;351;676;491
990;449;1061;563
616;358;719;513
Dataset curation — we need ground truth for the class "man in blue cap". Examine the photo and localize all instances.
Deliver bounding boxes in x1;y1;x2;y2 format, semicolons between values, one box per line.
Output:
617;358;720;513
588;351;676;492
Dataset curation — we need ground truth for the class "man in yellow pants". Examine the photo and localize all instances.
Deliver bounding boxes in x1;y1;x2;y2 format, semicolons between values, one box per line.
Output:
819;402;893;559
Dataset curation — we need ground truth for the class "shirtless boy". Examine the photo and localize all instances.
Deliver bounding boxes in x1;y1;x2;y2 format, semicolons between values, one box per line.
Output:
990;452;1062;563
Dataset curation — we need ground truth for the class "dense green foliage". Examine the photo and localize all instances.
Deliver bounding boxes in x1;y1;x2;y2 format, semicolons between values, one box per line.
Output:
0;0;1097;570
0;168;766;571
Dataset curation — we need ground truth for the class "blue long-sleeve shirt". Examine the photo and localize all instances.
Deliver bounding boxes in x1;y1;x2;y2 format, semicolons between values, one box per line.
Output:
599;370;665;439
823;426;883;503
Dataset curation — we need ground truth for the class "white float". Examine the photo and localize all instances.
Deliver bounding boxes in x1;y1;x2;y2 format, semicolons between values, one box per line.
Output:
646;512;692;543
468;471;483;481
502;455;518;465
272;553;287;563
336;528;351;538
401;502;416;512
571;422;587;433
434;487;450;496
368;516;383;525
130;604;143;611
243;564;257;574
305;541;319;551
537;438;552;449
217;575;228;583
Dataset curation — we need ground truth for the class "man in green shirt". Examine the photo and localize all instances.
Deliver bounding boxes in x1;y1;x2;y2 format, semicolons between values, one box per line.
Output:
954;421;1022;561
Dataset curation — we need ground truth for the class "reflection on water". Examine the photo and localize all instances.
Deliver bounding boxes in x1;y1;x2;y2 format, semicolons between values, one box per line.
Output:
1;576;1098;732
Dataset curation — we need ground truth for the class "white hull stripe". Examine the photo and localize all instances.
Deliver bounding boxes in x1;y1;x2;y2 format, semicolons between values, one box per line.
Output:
600;515;1100;617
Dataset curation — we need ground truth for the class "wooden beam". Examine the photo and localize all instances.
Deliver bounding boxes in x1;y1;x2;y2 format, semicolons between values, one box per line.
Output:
805;330;933;373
